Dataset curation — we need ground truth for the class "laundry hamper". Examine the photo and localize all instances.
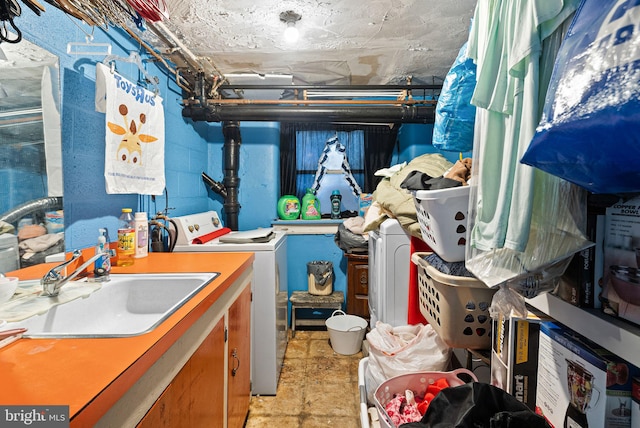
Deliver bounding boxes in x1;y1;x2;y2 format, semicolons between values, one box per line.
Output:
412;185;470;262
411;252;496;349
374;368;478;428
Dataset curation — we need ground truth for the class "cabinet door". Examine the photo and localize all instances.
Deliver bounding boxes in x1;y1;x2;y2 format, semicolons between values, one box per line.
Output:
137;316;225;428
353;262;369;316
190;316;226;426
227;284;252;428
346;254;369;319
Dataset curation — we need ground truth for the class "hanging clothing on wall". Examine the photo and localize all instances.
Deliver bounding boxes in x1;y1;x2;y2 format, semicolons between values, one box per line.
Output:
95;62;165;195
465;0;592;289
311;135;362;214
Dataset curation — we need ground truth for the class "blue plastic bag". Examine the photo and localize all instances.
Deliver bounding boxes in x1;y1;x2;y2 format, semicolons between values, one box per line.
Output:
432;42;477;153
521;0;640;194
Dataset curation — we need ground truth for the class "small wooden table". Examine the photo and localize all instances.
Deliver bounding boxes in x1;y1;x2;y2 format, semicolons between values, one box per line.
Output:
289;291;344;337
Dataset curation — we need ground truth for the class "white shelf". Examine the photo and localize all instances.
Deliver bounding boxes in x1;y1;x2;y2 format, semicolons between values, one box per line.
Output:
526;293;640;367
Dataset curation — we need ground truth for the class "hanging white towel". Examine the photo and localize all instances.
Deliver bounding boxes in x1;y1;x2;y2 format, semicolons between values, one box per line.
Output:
96;62;165;195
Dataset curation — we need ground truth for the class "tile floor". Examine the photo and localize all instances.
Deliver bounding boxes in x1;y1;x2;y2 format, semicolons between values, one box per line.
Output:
245;329;363;428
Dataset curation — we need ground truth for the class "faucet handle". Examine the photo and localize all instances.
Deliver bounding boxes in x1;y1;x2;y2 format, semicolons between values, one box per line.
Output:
42;250;82;284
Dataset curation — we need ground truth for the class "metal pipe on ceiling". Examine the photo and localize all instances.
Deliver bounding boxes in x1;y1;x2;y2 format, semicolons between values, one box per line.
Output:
182;104;435;124
216;84;441;91
185;99;436;106
150;21;204;72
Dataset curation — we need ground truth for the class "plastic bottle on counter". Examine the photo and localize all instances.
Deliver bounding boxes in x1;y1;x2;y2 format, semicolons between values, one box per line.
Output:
117;208;135;266
134;212;149;258
94;228;111;277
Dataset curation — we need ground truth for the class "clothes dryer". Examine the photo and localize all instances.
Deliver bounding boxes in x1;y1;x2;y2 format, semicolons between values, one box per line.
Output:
367;218;411;328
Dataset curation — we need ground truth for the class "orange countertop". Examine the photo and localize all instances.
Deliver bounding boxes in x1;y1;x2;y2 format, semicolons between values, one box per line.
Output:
0;251;254;426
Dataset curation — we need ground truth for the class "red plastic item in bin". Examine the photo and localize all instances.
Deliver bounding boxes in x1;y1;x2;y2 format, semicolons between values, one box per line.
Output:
383;377;451;425
408;236;430;325
375;368;477;428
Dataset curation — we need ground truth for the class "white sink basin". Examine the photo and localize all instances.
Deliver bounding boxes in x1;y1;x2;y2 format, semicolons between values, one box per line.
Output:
4;273;219;338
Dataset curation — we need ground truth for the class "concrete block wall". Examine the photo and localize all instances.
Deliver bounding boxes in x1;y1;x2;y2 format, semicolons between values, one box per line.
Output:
16;10;215;250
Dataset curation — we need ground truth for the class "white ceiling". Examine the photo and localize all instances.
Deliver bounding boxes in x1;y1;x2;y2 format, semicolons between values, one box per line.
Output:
158;0;477;86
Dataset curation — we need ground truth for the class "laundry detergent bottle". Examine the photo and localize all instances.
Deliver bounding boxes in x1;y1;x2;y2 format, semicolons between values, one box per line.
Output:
277;195;301;220
301;188;321;220
330;190;342;219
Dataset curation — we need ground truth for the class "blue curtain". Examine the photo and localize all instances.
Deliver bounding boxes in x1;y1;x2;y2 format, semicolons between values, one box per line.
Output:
279;123;398;200
295;130;363;200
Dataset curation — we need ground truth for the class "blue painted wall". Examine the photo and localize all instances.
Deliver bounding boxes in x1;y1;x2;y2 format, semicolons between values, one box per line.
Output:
287;233;347;317
205;122;281;230
12;11;461;315
15;9;216;251
392;124;472;165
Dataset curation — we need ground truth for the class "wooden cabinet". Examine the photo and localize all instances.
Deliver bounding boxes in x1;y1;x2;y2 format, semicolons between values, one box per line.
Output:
346;253;369;319
138;279;251;428
227;285;251;428
137;317;225;428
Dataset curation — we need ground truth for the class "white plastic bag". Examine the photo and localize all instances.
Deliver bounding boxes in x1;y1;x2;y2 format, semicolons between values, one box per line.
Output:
365;322;451;403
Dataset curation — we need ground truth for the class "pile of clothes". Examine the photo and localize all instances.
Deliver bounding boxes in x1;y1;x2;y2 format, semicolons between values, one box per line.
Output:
0;219;65;268
362;153;472;239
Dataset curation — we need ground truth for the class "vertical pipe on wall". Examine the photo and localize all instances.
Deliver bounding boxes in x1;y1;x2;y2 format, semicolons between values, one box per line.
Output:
222;121;241;230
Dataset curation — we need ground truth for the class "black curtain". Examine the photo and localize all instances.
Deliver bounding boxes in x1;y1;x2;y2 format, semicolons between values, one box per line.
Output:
280;123;297;196
363;125;398;193
279;123;399;196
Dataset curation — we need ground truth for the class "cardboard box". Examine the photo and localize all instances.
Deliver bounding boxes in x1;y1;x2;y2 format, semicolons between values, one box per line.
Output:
491;310;549;410
555;211;605;308
602;197;640;326
556;252;586;307
536;322;638;428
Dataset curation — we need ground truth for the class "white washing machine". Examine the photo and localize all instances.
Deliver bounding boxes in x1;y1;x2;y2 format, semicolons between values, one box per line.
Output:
173;211;288;395
368;218;411;328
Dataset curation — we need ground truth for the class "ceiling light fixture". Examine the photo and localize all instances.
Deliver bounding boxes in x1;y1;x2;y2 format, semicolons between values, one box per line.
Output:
279;10;301;44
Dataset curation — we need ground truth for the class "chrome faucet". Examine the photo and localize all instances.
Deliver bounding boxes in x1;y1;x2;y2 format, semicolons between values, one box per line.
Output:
41;250;104;297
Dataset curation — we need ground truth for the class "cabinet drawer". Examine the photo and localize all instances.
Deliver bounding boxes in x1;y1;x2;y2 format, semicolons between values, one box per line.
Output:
353;263;368;296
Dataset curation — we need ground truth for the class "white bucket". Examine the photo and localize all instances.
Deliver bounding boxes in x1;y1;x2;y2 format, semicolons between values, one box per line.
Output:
325;310;368;355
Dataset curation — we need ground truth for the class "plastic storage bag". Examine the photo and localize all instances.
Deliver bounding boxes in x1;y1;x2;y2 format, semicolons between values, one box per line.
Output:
432;42;477;153
465;169;594;294
401;383;551;428
364;322;450;403
521;0;640;194
334;222;368;253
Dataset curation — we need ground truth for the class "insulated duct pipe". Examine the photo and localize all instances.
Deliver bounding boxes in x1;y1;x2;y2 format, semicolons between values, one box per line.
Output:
0;197;63;225
222;121;241;231
183;104;436;124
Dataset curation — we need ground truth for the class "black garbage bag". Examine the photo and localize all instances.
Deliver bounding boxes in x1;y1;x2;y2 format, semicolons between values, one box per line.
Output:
307;261;333;285
333;222;367;253
401;383;550;428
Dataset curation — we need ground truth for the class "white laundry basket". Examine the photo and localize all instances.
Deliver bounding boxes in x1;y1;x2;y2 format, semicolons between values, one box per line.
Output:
412;185;470;262
325;310;368;355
